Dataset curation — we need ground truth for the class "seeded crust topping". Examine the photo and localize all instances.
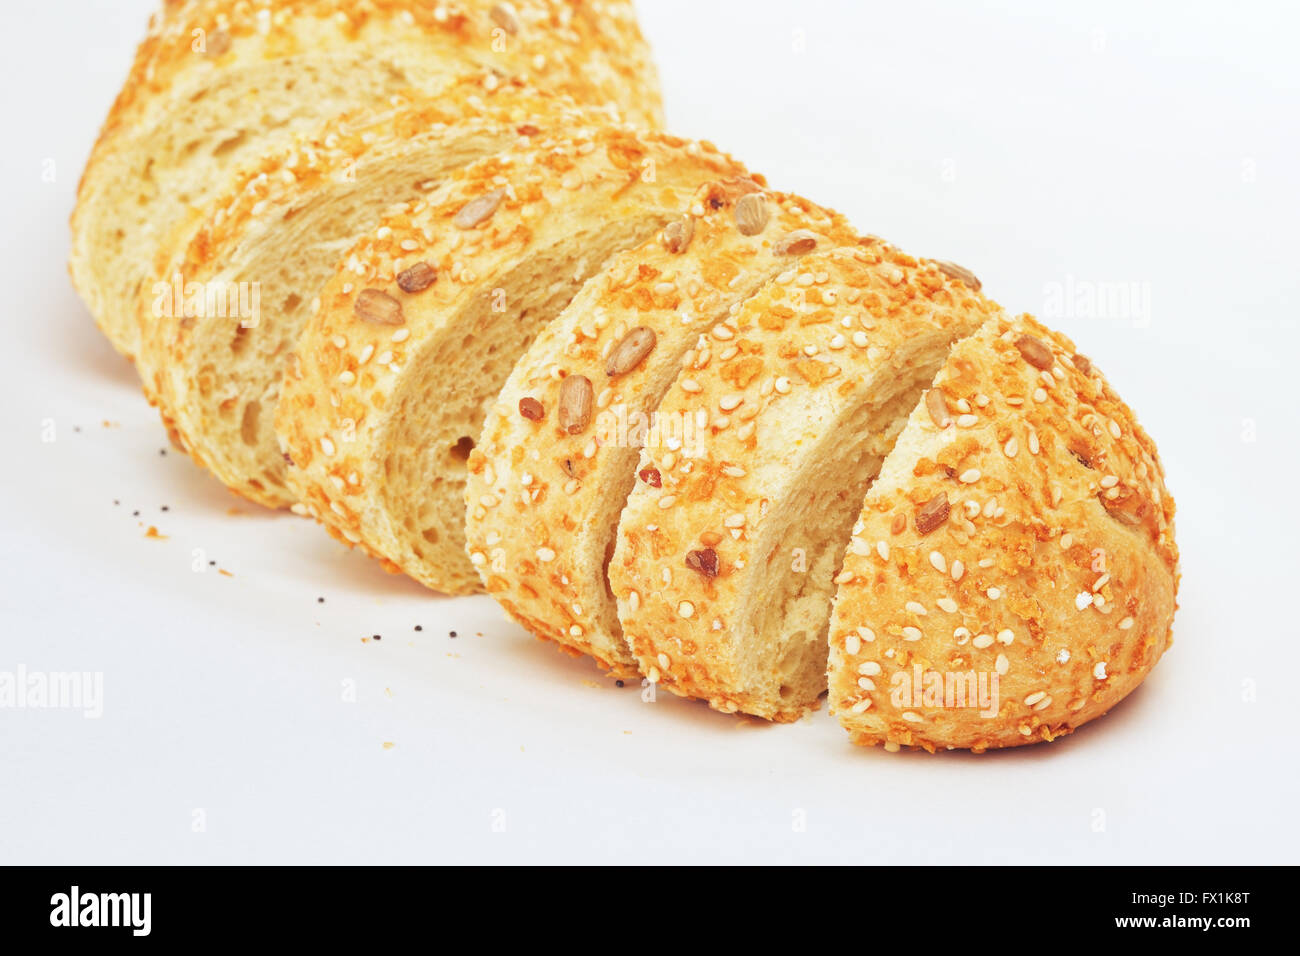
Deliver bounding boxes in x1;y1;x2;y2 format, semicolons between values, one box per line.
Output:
605;326;656;376
914;493;950;534
518;397;544;421
827;312;1178;753
454;188;507;229
733;193;769;235
462;176;856;674
354;289;404;325
558;375;594;433
396;262;437;293
935;259;982;291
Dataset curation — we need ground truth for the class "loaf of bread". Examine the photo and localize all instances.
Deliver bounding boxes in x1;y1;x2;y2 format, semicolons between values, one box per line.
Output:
137;74;598;509
70;0;663;360
465;181;860;677
826;313;1178;750
276;126;748;594
70;1;1178;752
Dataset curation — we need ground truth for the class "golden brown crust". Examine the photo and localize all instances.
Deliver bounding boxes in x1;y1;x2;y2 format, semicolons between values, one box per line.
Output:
826;313;1179;751
136;75;591;508
277;125;747;592
608;242;1003;719
71;0;663;357
465;180;858;677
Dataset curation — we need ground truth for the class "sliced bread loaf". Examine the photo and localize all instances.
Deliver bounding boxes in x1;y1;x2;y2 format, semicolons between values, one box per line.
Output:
609;243;999;720
70;0;664;359
826;313;1178;751
276;127;749;593
136;75;595;509
465;181;859;677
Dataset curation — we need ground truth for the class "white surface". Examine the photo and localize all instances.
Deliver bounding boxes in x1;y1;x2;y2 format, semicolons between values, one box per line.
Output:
1;0;1297;865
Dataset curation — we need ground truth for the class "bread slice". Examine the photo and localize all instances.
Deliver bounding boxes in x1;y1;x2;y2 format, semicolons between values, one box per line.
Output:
609;243;999;720
276;126;749;594
465;181;859;677
136;75;596;509
826;313;1179;751
70;0;664;359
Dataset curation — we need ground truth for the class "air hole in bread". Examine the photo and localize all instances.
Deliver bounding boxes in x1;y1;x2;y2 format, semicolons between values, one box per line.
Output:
240;400;261;448
450;436;475;462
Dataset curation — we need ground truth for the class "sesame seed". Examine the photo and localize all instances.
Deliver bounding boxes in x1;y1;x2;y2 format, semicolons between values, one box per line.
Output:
858;661;882;676
319;437;335;456
657;653;671;670
936;597;958;614
774;376;791;394
646;667;661;683
852;331;869;348
954;627;971;643
1094;662;1108;679
1028;431;1040;455
657;495;677;509
1056;649;1071;664
1100;475;1119;488
678;601;694;619
1118;617;1134;630
850;698;873;713
856;627;875;642
986;587;1001;600
995;653;1009;675
724;513;746;528
929;551;946;573
997;629;1014;645
972;634;993;649
950;559;965;582
1004;437;1018;458
844;633;862;655
876;541;890;561
901;711;922;722
905;600;927;615
902;626;923;641
719;394;743;411
959;469;981;484
957;414;978;428
1075;591;1094;611
1024;691;1047;706
857;677;875;690
536;547;556;562
833;570;855;585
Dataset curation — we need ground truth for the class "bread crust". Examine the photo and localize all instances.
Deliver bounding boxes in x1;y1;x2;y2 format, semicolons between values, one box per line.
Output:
70;0;664;358
826;313;1179;751
136;74;593;508
277;126;747;593
609;243;1002;719
465;180;859;677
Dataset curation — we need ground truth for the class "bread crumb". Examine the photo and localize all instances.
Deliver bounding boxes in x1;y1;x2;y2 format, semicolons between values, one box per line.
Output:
144;526;167;539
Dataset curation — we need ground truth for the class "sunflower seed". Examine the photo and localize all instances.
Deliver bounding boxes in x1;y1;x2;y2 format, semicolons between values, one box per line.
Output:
490;2;520;35
606;327;657;376
662;217;694;254
915;493;950;535
1015;334;1054;370
935;259;981;291
353;289;404;326
518;397;544;421
558;375;593;434
454;188;506;229
205;29;231;57
396;262;436;293
925;388;951;428
638;466;661;488
1073;353;1092;375
773;230;818;256
734;193;769;236
685;548;719;578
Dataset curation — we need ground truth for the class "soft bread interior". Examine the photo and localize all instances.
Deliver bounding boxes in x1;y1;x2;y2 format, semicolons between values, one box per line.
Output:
378;217;680;592
732;343;961;711
164;125;526;505
75;50;437;356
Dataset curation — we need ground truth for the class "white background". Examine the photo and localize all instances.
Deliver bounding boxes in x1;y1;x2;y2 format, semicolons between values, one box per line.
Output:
1;0;1297;864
